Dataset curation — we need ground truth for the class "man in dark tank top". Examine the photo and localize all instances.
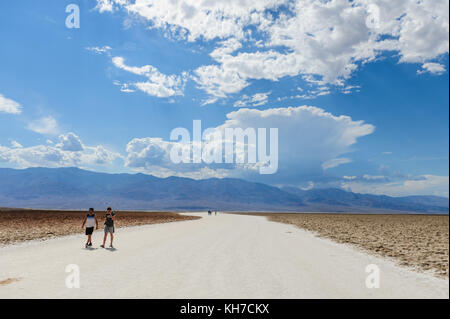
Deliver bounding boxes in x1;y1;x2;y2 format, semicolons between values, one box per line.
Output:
101;207;116;248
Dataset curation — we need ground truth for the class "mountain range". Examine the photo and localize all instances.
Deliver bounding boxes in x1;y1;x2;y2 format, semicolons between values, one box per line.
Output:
0;167;448;214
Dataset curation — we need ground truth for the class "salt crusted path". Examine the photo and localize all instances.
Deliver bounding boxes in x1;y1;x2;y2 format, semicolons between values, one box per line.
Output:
0;213;448;299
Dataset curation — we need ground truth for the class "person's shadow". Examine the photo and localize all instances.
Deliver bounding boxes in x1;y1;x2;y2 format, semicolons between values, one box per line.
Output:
105;247;118;252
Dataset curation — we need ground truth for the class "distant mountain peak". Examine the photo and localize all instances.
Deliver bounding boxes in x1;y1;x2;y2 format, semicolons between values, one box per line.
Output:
0;167;447;213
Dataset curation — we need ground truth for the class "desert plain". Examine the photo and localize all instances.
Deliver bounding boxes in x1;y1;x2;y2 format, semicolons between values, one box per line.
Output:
0;208;199;246
239;213;449;278
0;211;448;298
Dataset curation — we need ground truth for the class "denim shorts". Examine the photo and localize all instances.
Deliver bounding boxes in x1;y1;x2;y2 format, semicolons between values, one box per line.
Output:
104;225;115;233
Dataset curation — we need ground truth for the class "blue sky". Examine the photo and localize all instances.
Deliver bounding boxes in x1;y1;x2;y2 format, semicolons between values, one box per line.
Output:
0;0;448;197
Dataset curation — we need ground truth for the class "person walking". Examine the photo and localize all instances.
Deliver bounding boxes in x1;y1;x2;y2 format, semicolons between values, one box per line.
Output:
81;208;98;248
101;207;116;248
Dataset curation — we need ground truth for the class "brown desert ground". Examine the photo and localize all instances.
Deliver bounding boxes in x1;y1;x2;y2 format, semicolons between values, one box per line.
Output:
235;213;449;278
0;208;200;246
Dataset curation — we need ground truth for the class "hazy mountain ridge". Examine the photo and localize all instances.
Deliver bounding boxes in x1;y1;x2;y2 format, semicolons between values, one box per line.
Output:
0;167;447;213
280;186;448;213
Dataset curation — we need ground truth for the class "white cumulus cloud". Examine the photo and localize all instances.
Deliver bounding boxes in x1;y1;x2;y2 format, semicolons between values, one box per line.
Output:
112;56;187;98
0;94;22;114
10;141;23;149
124;105;375;181
26;116;60;135
0;133;121;168
234;92;271;107
417;62;447;75
322;158;352;170
342;175;449;197
57;132;84;152
86;46;112;55
98;0;449;102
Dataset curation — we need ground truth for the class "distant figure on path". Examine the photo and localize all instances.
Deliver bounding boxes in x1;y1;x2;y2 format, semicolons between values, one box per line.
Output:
101;207;116;248
215;211;217;216
81;208;98;248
